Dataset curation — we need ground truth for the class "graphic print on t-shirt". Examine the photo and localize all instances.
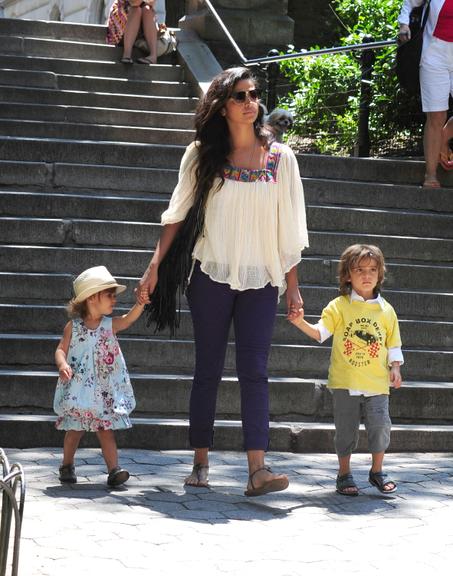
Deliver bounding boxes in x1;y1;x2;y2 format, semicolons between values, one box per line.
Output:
343;314;383;367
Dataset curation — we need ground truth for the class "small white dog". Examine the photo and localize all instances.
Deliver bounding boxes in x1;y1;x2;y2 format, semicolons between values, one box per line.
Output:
264;108;294;142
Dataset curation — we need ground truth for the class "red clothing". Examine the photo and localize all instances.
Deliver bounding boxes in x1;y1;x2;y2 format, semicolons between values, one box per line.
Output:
434;0;453;41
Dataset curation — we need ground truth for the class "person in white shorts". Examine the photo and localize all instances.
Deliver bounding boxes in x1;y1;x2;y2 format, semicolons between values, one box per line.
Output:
399;0;453;188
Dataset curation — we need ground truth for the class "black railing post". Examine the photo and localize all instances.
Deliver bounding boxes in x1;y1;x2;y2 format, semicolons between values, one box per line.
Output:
265;49;280;113
355;35;376;157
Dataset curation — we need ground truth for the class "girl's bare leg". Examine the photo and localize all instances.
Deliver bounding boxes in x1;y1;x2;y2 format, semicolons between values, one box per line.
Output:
62;430;85;465
96;429;118;472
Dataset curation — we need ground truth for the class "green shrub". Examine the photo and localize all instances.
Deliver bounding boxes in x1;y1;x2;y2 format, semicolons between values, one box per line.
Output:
279;0;424;156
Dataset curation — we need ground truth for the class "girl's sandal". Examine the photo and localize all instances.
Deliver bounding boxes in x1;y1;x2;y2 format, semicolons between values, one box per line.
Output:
121;57;134;64
369;470;397;494
336;473;359;496
184;463;209;487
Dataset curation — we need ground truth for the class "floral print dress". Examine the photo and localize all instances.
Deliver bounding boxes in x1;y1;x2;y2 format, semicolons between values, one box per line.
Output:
54;316;136;431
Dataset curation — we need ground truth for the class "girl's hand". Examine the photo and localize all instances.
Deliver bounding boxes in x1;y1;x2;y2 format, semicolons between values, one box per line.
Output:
135;265;158;305
59;364;73;382
286;286;304;322
390;365;402;389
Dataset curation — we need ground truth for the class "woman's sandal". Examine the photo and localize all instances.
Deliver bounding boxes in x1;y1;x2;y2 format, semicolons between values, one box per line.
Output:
120;57;134;64
244;466;289;497
369;470;397;494
440;151;453;171
137;55;157;65
422;177;441;188
184;463;209;487
336;473;359;496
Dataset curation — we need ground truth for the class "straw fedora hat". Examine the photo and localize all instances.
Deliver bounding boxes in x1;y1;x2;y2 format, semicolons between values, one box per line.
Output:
73;266;127;304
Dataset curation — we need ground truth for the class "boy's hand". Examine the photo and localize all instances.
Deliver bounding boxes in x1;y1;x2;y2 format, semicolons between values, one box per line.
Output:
59;364;73;382
287;306;304;323
390;365;402;389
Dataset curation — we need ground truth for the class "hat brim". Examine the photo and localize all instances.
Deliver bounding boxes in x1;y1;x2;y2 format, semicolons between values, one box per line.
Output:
73;283;127;304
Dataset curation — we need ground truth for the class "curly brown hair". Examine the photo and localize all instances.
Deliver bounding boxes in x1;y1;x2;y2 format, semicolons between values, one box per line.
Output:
66;298;88;319
338;244;386;296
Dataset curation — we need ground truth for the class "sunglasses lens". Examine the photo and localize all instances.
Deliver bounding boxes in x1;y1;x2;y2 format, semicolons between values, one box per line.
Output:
231;89;260;102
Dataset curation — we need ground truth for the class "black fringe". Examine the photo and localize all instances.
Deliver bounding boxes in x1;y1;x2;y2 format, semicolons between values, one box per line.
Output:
144;193;206;337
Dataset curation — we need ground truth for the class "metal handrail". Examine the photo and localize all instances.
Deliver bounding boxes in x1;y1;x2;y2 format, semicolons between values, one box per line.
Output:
0;449;25;576
204;0;397;65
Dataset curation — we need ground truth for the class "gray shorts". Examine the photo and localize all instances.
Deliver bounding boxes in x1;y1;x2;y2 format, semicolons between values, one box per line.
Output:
331;389;391;457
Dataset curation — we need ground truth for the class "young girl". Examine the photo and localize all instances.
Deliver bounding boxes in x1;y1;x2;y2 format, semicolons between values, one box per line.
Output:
54;265;144;486
289;244;403;496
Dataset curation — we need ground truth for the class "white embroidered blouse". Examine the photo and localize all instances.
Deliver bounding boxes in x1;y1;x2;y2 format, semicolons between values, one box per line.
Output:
160;141;309;294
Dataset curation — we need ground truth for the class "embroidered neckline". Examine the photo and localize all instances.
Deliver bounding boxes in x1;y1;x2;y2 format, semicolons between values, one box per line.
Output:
223;142;282;183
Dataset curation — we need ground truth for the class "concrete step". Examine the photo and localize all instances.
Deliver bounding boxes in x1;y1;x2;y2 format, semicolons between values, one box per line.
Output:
0;86;197;113
0;334;450;382
0;34;134;63
0;54;185;82
303;178;453;214
0;163;177;194
0;69;192;97
1;304;452;347
1;369;452;424
308;205;453;240
0;102;194;130
0;136;185;168
1;246;451;292
298;154;453;188
2;215;453;265
0;119;194;146
1;413;453;452
0;18;108;44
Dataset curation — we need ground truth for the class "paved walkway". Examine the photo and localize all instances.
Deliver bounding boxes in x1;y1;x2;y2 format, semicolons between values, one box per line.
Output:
3;448;453;575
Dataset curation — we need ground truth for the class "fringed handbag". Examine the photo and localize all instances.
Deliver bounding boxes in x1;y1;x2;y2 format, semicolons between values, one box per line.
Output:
144;191;207;336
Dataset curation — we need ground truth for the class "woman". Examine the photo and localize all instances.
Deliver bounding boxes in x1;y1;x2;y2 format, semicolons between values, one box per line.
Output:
137;67;309;496
398;0;453;187
106;0;158;65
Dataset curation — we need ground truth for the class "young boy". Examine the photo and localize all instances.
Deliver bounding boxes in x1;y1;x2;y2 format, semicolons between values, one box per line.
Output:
289;244;403;496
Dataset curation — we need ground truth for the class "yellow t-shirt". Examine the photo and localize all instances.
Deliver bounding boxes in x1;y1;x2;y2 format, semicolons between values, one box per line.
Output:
321;295;402;395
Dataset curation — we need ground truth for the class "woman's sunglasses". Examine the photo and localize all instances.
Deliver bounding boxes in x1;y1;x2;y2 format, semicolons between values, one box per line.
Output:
230;89;261;103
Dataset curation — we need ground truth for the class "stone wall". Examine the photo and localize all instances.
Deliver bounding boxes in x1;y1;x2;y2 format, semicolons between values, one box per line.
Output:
288;0;341;49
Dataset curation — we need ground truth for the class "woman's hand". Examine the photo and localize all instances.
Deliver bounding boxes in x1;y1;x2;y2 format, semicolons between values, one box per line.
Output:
398;24;411;44
286;285;304;322
135;264;158;305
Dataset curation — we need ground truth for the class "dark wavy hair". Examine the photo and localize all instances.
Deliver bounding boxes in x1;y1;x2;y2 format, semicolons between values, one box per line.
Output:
193;66;272;207
145;67;273;335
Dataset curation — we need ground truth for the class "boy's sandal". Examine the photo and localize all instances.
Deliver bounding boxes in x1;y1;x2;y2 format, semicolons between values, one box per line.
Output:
336;473;359;496
244;466;289;497
107;466;130;487
120;57;134;64
184;463;209;487
369;470;397;494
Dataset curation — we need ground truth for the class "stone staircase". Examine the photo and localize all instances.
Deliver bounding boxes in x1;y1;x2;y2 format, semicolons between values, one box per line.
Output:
1;18;452;452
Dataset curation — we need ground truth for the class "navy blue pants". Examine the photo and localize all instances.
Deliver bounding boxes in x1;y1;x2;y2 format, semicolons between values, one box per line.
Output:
186;262;278;450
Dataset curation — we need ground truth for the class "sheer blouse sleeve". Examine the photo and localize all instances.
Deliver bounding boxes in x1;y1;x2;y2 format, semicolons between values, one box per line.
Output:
160;141;199;225
277;145;309;272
